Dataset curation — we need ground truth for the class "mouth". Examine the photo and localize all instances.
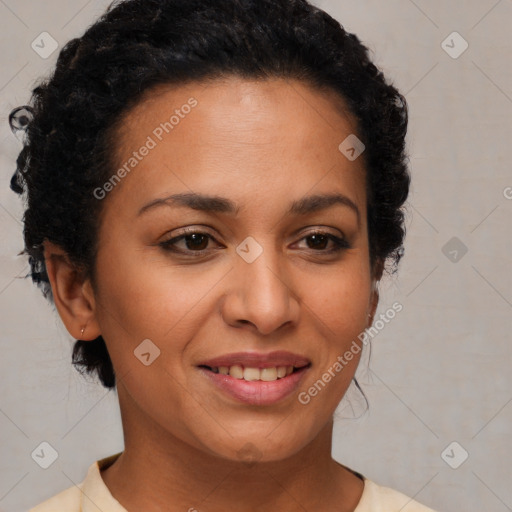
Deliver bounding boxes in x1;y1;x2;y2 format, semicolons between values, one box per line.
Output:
197;362;311;406
198;363;311;382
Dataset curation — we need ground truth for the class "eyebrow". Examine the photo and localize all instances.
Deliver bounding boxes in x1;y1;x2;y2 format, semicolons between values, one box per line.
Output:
138;192;360;225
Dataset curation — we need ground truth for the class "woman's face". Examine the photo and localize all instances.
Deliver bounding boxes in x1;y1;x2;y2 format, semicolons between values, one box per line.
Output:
88;76;379;462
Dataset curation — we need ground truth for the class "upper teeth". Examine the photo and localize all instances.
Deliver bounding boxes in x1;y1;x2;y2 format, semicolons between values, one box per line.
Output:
211;365;295;381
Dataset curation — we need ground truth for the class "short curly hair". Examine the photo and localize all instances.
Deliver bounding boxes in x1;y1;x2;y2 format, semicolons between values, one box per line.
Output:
10;0;410;390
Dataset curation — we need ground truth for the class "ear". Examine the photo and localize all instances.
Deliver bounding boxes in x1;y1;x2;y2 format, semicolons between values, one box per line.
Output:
367;259;384;326
43;240;101;341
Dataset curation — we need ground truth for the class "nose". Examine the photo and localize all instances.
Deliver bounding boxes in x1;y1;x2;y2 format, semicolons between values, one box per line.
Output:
221;243;300;336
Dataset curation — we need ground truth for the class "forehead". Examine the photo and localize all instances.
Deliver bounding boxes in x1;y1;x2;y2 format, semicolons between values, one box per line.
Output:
120;75;359;135
104;76;367;219
115;75;362;156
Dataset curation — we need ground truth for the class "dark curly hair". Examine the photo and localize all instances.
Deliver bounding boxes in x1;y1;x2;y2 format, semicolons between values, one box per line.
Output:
10;0;410;390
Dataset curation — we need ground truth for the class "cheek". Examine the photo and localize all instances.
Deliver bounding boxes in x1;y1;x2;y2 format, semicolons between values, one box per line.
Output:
94;244;180;327
299;262;371;404
92;246;225;368
304;263;371;335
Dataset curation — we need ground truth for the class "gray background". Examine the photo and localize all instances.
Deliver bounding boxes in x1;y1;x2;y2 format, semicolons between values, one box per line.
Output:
1;1;511;511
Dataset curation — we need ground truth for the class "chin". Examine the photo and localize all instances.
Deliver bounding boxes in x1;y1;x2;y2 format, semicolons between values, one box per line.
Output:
201;433;308;466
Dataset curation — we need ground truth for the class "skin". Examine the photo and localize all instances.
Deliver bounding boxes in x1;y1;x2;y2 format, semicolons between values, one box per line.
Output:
44;76;384;512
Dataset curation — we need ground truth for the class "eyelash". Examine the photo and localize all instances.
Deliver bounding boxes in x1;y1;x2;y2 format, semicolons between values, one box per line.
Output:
158;228;351;257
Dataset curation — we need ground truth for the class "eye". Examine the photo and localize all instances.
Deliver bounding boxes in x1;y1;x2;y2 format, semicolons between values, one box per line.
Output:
294;231;351;254
159;229;220;256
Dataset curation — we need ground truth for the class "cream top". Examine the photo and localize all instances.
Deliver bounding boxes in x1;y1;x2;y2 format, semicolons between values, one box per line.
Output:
29;452;438;512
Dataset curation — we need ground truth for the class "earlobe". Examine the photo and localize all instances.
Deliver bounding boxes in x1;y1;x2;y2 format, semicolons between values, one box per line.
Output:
43;240;101;341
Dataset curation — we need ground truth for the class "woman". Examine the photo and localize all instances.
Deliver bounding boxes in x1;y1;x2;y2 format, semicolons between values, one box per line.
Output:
11;0;438;510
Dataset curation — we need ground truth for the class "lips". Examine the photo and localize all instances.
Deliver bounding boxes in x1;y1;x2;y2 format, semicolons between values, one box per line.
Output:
198;362;311;405
196;351;312;404
197;350;311;369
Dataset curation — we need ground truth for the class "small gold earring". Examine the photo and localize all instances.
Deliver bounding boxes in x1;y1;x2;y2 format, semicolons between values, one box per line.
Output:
80;325;86;337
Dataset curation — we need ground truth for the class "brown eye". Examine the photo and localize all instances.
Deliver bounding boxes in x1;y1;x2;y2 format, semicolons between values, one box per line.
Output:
181;233;210;251
159;230;220;256
305;233;329;250
296;231;351;253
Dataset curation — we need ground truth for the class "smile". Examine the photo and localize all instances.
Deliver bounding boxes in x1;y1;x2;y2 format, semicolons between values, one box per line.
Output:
197;363;311;405
200;364;309;382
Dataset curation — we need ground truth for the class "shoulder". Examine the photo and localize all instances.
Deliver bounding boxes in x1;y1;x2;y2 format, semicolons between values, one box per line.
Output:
28;452;123;512
28;483;82;512
355;478;439;512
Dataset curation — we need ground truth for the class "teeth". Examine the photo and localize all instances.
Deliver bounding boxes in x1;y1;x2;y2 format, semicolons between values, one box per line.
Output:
243;367;261;381
260;368;277;381
210;364;303;381
229;365;244;379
